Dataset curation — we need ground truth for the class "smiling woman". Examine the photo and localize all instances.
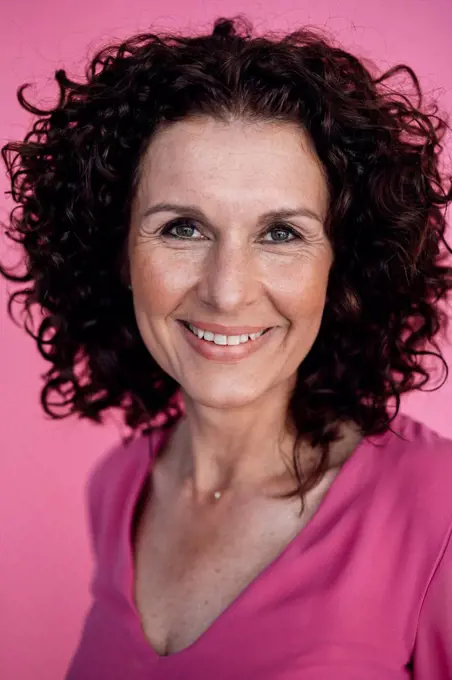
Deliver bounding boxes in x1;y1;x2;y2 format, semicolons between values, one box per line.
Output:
2;14;452;680
128;117;332;409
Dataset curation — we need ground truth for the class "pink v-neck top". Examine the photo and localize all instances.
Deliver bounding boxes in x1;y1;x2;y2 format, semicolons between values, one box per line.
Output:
65;412;452;679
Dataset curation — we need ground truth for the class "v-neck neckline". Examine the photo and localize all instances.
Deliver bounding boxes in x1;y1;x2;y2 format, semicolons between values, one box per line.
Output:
121;419;392;662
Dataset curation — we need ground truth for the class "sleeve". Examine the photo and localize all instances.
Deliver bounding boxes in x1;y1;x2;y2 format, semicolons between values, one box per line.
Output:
411;524;452;678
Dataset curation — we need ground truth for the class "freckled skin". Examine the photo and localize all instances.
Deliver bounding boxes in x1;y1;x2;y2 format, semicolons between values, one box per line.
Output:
128;116;333;415
127;117;363;657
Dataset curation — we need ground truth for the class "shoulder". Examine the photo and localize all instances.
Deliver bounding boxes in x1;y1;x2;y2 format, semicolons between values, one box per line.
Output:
379;411;452;489
85;432;150;557
365;411;452;557
87;433;149;505
85;424;172;553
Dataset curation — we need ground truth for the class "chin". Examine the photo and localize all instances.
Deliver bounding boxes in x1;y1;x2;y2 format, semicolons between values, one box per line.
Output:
183;382;265;411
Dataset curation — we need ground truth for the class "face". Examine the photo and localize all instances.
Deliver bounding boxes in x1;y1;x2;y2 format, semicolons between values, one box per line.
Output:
128;116;333;410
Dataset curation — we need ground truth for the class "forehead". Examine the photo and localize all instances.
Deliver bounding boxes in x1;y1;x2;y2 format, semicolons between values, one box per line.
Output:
135;117;328;218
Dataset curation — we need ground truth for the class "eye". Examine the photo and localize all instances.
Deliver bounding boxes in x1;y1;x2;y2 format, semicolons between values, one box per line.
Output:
161;219;204;240
262;224;301;244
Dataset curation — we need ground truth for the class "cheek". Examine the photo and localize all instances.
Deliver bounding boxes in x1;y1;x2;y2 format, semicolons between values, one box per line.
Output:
132;249;197;314
267;253;331;321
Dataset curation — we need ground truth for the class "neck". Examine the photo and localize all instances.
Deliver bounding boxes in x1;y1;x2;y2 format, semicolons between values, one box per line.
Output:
166;383;302;501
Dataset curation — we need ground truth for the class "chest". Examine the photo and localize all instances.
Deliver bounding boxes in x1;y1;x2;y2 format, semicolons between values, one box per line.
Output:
131;488;317;657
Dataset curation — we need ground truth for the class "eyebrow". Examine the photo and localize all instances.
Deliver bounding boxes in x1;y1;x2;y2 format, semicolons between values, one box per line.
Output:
140;202;323;225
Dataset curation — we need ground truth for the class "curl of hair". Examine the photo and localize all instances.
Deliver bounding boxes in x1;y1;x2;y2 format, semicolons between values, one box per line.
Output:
2;15;452;503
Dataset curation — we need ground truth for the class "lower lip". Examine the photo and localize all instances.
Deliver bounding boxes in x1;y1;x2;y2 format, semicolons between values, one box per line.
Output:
177;322;276;362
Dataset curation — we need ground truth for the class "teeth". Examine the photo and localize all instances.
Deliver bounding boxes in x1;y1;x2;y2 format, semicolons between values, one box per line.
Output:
187;323;266;345
227;336;241;346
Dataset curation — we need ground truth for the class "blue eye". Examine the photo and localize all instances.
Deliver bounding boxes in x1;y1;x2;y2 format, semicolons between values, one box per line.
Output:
162;219;202;239
160;220;301;243
263;225;299;243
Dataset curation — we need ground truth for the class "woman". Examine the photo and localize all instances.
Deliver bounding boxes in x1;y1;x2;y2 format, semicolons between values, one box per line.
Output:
2;15;452;679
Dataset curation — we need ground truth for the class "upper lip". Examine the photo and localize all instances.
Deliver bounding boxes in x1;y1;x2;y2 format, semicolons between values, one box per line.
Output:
180;320;272;335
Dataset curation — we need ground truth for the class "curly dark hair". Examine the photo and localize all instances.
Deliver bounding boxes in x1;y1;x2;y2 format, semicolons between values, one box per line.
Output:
2;15;452;501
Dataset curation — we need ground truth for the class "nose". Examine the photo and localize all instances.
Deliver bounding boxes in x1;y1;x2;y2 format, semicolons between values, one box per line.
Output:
197;239;258;312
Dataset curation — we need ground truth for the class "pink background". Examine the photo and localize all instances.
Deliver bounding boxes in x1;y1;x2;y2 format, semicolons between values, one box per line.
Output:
1;1;451;678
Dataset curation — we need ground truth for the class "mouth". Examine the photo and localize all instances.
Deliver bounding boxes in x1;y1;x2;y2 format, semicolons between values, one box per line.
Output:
180;321;273;346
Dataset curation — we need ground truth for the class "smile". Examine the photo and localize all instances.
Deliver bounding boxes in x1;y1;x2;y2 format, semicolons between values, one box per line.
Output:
178;320;275;362
184;322;269;346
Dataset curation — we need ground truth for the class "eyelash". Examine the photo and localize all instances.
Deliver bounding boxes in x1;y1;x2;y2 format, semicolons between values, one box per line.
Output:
160;219;303;244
